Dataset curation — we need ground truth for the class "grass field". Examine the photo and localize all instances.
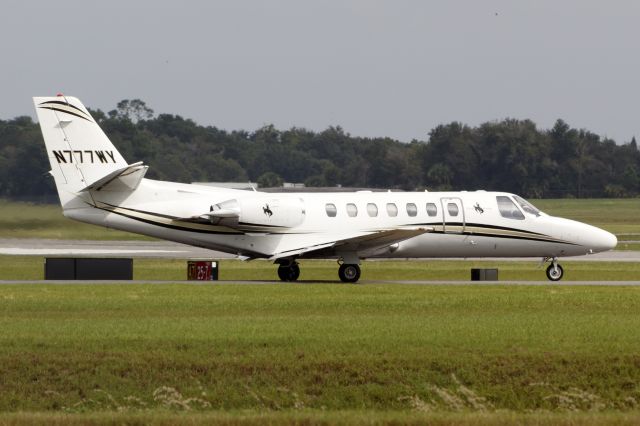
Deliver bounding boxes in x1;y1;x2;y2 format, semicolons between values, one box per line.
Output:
0;201;149;240
1;198;639;248
1;198;639;424
1;283;640;424
1;256;640;282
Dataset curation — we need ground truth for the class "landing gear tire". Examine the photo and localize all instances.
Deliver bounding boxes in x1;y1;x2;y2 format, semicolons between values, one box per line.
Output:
338;264;361;283
546;263;564;281
277;263;300;282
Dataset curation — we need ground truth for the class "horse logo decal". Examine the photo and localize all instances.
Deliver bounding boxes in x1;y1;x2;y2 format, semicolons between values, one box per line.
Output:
263;204;273;217
474;203;484;214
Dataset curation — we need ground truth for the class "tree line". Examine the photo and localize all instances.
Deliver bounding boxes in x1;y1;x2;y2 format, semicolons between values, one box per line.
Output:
0;99;638;202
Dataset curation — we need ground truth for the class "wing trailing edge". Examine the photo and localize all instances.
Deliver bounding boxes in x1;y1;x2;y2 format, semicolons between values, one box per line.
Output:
268;226;433;260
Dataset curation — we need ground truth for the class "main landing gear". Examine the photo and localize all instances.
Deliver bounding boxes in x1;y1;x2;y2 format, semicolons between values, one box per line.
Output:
275;258;362;283
277;261;300;282
544;257;564;281
338;263;361;283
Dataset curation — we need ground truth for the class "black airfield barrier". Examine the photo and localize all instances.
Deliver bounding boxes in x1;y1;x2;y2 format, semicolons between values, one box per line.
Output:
471;268;499;281
45;258;133;280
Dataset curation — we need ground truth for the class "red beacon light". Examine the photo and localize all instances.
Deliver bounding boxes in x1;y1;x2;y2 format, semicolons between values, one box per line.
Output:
56;93;64;97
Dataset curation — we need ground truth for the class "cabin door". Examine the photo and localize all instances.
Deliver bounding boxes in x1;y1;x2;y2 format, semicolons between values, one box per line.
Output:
440;197;465;234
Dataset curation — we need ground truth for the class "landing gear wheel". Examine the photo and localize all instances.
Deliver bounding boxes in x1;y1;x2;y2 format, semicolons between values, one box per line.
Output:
338;264;361;283
277;263;300;282
546;263;564;281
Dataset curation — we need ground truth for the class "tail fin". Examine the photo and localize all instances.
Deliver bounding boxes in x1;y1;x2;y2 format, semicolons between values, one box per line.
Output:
34;95;130;209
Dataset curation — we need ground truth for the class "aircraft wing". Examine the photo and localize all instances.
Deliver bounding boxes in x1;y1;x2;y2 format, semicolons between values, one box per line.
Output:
269;226;433;260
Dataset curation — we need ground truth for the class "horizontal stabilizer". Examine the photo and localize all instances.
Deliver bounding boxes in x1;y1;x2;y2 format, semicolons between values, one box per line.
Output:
81;161;148;192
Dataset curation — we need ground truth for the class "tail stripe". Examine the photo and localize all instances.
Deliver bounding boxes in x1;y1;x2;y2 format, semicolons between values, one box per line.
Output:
37;101;92;122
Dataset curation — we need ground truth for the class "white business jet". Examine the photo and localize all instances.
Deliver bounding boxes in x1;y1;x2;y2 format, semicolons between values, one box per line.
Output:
34;95;617;282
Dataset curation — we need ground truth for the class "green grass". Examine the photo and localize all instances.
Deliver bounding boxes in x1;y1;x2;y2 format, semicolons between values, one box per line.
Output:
1;197;639;424
1;198;639;243
1;256;640;281
2;410;640;425
0;200;150;240
534;198;640;235
1;283;640;423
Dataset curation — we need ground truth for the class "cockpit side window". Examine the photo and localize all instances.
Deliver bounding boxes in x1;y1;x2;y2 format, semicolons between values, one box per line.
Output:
514;195;541;216
496;196;525;220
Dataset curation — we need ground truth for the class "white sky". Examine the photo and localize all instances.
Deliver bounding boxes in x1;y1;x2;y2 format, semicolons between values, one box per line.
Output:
2;0;639;143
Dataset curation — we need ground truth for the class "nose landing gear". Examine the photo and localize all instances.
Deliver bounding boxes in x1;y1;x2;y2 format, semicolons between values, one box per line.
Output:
544;257;564;281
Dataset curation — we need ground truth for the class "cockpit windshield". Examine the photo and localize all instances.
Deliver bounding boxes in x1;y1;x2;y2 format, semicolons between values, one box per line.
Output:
513;195;541;216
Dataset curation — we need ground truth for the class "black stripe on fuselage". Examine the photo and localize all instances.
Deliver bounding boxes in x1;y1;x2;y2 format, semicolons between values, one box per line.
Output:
100;203;183;220
238;222;286;228
93;204;575;244
408;221;549;237
96;203;311;235
429;230;577;245
400;221;575;245
97;206;242;235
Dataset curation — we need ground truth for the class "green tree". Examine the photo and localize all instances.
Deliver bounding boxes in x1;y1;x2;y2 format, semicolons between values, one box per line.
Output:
109;99;154;122
257;172;284;188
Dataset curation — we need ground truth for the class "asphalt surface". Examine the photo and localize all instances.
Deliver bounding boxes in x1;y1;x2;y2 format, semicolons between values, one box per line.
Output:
0;238;235;258
1;238;639;262
0;238;637;285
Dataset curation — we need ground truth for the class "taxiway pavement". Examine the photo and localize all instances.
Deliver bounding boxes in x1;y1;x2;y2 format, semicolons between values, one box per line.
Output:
0;238;638;262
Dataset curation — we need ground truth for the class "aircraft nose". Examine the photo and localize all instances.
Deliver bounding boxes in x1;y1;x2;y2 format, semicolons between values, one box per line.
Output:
555;218;617;254
588;228;617;253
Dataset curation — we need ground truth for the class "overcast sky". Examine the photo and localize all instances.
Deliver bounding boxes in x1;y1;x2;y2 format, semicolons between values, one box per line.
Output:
2;1;639;143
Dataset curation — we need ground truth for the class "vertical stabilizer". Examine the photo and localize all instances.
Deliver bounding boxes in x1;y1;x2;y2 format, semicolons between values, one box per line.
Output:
33;95;128;209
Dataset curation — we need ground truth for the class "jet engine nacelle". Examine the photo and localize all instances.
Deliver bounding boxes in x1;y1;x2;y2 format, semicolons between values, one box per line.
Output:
211;197;306;229
238;197;305;228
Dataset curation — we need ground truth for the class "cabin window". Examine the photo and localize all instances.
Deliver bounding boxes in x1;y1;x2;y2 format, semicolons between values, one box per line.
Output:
447;203;459;216
406;203;418;217
426;203;438;217
496;196;525;220
346;203;358;217
325;203;337;217
386;203;398;217
367;203;378;217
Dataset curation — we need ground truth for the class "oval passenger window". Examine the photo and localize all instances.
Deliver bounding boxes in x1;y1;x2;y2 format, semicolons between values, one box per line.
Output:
325;203;337;217
346;203;358;217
